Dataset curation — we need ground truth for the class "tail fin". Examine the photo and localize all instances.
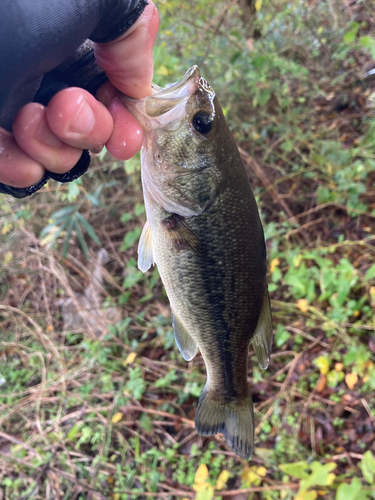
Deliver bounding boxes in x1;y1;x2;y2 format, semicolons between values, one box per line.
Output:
195;389;254;459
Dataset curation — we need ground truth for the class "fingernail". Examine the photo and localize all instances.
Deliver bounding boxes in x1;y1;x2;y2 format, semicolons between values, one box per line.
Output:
70;101;95;134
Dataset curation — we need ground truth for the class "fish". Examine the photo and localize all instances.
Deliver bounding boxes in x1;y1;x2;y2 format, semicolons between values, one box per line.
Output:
121;66;273;459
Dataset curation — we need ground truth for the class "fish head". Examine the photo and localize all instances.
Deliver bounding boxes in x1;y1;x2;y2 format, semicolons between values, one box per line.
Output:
122;66;229;216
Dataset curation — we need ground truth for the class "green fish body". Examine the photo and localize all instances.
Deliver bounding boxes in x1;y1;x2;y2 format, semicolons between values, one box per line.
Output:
123;67;273;458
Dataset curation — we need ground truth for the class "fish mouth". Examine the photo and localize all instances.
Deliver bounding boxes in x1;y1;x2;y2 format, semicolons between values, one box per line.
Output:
120;66;214;126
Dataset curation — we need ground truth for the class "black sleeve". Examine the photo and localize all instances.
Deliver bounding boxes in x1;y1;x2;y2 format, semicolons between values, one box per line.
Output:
0;0;147;199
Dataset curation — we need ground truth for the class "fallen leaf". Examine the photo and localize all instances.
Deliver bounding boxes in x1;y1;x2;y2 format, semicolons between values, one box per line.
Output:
194;464;209;489
216;470;230;490
256;466;267;477
270;258;280;273
112;412;123;424
314;356;330;375
297;299;309;312
316;375;327;392
124;352;137;366
345;372;358;390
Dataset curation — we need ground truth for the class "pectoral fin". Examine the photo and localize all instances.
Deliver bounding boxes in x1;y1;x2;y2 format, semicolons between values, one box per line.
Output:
172;311;198;361
163;214;202;256
251;286;273;370
138;221;155;272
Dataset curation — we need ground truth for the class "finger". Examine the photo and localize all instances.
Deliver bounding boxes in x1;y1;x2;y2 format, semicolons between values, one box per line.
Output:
45;88;114;149
0;129;45;188
105;97;143;160
94;0;159;99
13;103;83;174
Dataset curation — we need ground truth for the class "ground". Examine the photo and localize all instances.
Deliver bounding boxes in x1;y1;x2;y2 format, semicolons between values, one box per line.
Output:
1;1;375;499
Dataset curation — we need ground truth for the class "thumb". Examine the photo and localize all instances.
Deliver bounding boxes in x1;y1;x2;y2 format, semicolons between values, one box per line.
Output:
94;1;159;99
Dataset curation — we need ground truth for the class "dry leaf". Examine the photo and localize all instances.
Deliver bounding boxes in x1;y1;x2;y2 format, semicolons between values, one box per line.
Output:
345;372;358;390
316;375;327;392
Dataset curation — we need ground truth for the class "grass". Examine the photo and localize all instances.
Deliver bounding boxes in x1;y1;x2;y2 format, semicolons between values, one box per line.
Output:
1;0;375;499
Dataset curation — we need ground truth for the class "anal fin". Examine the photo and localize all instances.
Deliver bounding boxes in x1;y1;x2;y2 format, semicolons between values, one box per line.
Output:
138;221;155;272
251;285;273;370
172;311;198;361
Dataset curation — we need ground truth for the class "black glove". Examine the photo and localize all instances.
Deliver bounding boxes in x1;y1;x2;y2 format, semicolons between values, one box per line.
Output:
0;0;147;198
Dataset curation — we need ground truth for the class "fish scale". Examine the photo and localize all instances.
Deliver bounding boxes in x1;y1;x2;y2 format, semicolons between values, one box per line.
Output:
122;66;273;458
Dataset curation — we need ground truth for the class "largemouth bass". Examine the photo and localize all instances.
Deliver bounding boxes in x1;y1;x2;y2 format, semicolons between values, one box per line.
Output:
122;66;273;459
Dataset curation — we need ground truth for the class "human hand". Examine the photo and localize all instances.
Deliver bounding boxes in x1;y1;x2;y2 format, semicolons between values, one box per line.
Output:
0;0;159;192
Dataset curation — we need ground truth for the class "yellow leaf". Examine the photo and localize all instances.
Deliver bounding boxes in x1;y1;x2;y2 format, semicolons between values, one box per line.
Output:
314;356;330;375
256;466;267;477
326;473;336;486
255;0;262;11
164;30;173;36
1;223;12;235
112;494;120;500
296;490;317;500
241;468;261;487
345;372;358;390
317;27;323;35
270;258;280;273
112;412;123;424
194;464;209;486
196;483;214;500
297;299;309;312
124;352;137;366
3;251;12;265
215;470;230;490
157;65;171;76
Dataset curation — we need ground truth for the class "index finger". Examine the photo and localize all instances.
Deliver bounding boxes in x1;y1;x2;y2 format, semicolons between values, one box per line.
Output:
94;1;159;99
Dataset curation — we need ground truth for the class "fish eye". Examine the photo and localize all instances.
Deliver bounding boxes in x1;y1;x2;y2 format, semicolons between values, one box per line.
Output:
192;111;212;134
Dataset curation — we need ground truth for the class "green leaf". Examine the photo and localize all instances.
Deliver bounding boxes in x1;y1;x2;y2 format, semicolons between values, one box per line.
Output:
279;461;309;479
67;423;81;441
360;36;375;60
336;478;362;500
76;212;101;245
258;88;271;107
74;219;90;261
139;413;152;432
62;217;75;259
343;22;359;44
67;181;80;202
365;264;375;281
360;451;375;484
51;205;78;220
121;227;142;251
299;462;336;492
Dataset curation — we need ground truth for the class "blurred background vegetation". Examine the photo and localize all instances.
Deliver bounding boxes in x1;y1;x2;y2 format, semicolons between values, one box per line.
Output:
1;0;375;498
